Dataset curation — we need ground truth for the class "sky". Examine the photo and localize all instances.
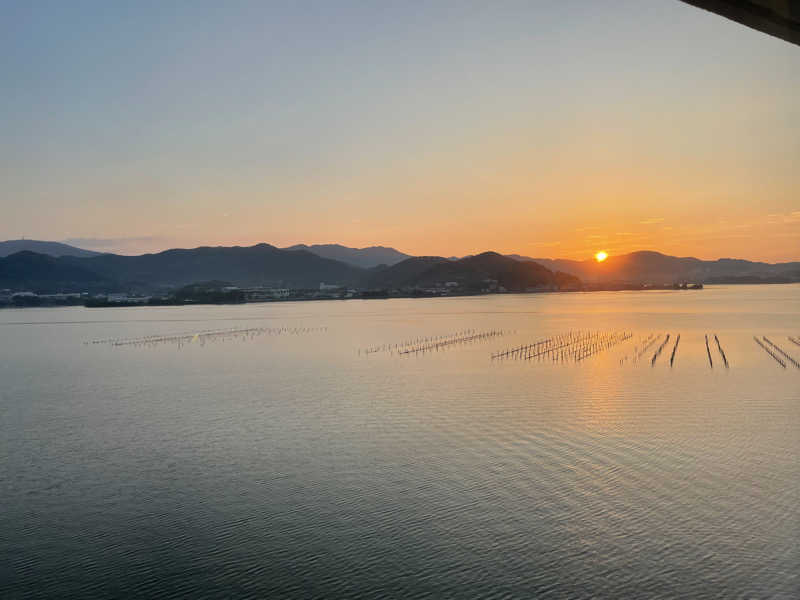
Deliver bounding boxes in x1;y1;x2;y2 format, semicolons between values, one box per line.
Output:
1;0;798;261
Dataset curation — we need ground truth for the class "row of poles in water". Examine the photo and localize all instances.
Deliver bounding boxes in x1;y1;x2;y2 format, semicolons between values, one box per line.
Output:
491;330;633;363
619;332;679;367
704;334;729;368
86;325;800;369
86;326;327;348
754;336;800;369
491;330;744;369
360;329;509;355
621;333;718;368
491;330;678;366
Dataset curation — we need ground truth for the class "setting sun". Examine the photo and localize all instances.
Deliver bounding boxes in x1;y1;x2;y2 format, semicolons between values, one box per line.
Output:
595;251;608;262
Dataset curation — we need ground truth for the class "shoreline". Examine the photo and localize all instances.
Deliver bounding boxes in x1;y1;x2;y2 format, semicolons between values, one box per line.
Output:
2;284;702;309
3;280;799;310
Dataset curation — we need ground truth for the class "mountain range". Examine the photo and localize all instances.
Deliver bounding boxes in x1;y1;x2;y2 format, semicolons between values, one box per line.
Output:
0;239;101;258
1;239;798;294
283;244;410;268
0;244;361;292
509;251;800;284
0;243;577;294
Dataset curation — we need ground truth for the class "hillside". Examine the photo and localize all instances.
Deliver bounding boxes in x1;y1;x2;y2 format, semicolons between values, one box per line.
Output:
367;256;449;288
368;252;580;291
0;251;112;292
284;244;411;268
0;239;100;258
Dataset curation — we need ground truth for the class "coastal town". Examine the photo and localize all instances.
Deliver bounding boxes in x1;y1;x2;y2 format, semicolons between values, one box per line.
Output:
1;278;707;308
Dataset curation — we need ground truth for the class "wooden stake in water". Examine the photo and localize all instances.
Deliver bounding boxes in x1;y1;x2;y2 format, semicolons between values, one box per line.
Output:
762;336;800;369
754;336;786;368
713;334;729;368
651;333;671;366
669;334;680;367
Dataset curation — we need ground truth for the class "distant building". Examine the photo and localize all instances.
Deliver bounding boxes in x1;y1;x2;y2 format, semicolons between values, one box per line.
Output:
319;282;342;291
106;293;149;304
38;293;85;301
242;287;291;301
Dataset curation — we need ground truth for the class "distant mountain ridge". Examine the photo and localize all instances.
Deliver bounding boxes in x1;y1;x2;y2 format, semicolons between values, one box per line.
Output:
508;251;800;284
1;239;798;294
282;245;800;282
69;243;364;289
0;239;101;258
284;244;410;268
0;245;577;294
0;244;363;292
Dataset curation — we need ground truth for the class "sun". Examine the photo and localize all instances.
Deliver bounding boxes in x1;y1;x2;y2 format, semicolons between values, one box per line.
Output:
595;251;608;262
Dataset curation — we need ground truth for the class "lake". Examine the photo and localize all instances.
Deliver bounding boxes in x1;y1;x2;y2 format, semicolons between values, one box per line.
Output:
2;285;798;598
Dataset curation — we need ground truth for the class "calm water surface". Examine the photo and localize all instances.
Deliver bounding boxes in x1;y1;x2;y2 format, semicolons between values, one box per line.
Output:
2;285;799;598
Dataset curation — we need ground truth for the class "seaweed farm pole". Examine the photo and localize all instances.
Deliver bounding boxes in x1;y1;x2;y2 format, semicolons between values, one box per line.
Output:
705;334;713;368
714;334;729;368
669;334;680;367
762;336;800;369
651;333;670;367
753;336;786;368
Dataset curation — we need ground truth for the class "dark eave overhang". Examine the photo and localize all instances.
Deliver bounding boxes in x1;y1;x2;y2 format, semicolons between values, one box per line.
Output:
681;0;800;46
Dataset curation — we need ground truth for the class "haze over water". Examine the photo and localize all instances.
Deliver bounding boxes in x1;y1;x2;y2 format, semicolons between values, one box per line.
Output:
2;285;798;598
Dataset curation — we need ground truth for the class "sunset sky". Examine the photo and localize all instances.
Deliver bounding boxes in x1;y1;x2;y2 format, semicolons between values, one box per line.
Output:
2;1;798;261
